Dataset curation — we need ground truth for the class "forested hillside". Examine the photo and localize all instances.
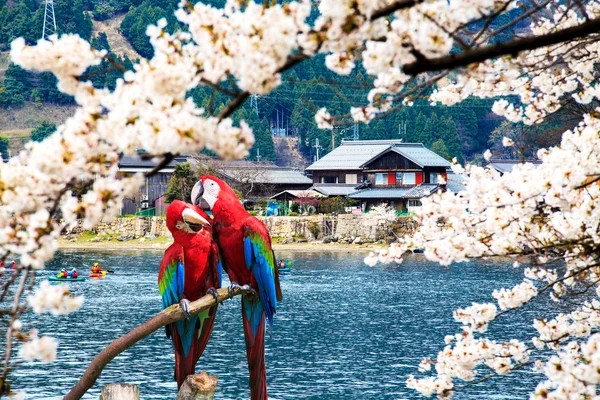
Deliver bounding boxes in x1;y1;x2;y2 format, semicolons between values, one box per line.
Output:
0;0;566;163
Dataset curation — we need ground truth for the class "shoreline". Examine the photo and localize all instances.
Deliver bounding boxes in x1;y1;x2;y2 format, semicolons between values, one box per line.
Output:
57;239;375;253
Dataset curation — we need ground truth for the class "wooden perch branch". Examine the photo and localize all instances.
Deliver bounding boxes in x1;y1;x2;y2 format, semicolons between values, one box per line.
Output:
64;287;247;400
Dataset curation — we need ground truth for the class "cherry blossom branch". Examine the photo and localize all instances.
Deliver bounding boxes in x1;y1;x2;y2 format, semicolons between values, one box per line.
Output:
403;17;600;74
64;287;250;400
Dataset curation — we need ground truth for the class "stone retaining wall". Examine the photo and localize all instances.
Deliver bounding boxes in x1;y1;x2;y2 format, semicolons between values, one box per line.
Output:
261;214;418;242
66;216;171;238
64;214;417;242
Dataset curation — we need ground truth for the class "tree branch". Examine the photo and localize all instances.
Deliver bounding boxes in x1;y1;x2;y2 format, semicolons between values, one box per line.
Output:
64;287;250;400
403;17;600;74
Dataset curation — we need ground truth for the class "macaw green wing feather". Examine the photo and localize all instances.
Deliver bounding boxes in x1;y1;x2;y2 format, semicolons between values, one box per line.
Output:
243;217;281;333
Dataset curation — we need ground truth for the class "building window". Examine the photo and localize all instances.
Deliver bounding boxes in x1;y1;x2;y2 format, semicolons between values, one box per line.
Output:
396;172;403;181
408;199;422;207
430;173;438;184
320;176;338;184
375;173;388;185
404;172;416;185
346;174;357;184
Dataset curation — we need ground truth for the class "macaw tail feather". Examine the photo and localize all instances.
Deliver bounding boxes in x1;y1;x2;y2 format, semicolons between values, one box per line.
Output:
172;307;217;388
242;297;268;400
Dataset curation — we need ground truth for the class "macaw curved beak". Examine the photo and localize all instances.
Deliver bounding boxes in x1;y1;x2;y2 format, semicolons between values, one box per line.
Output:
191;181;211;210
182;208;210;232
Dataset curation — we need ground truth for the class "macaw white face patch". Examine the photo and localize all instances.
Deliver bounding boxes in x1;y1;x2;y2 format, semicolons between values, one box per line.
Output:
202;178;221;209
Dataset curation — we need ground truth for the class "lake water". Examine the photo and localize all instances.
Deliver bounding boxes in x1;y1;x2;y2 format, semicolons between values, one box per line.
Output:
10;250;551;399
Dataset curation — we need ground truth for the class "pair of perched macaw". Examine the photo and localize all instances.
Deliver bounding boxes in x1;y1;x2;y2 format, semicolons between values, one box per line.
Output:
158;175;282;399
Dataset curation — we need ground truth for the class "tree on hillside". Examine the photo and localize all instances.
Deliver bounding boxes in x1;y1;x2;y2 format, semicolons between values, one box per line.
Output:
430;139;450;160
411;112;427;144
419;112;438;147
31;121;57;142
439;116;464;163
0;135;8;159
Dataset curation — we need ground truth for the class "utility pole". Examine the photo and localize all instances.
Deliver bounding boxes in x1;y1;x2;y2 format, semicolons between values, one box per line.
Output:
313;138;322;161
331;127;335;151
398;120;407;141
42;0;57;40
256;148;261;162
353;121;359;141
250;95;259;115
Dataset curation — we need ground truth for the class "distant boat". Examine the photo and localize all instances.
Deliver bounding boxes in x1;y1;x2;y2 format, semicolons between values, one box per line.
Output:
48;276;85;282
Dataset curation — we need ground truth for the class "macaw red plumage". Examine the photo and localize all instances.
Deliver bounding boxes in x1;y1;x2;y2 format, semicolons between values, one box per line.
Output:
158;200;222;388
191;176;282;400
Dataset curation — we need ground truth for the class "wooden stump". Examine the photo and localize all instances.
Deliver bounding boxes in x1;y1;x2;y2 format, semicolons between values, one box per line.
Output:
99;383;139;400
176;371;218;400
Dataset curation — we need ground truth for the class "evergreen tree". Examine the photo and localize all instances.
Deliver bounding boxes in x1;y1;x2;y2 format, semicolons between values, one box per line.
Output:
420;112;438;147
0;135;8;159
31;121;57;142
163;162;198;203
430;139;450;160
440;116;464;163
411;112;427;143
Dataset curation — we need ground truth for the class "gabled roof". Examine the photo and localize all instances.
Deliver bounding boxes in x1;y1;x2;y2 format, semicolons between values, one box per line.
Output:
217;162;312;185
488;159;542;174
310;184;358;196
360;144;451;168
306;140;404;171
270;189;325;199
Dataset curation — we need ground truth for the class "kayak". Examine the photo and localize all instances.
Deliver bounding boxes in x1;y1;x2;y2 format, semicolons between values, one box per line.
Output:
278;267;291;273
48;276;85;282
89;272;106;278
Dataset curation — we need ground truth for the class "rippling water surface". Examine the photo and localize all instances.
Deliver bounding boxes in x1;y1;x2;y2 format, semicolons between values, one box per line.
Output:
11;250;551;399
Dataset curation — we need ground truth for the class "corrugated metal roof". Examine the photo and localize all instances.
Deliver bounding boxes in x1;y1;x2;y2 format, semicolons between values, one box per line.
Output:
393;146;451;168
220;167;312;185
446;173;466;193
403;184;439;198
488;160;542;174
360;144;451;168
306;140;403;171
311;184;358;196
348;188;411;199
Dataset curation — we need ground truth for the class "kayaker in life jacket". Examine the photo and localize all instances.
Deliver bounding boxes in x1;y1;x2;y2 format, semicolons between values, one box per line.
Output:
10;261;16;269
91;263;103;273
57;268;67;278
68;268;78;278
0;261;5;269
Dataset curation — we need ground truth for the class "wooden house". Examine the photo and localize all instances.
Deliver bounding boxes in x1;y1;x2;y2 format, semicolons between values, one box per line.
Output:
306;140;461;212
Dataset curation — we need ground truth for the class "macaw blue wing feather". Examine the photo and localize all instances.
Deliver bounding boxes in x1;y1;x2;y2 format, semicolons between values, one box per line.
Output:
243;220;279;334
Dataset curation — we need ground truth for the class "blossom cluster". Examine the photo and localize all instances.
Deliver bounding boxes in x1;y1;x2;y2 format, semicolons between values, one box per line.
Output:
27;281;83;315
18;330;57;363
429;4;600;125
374;112;600;397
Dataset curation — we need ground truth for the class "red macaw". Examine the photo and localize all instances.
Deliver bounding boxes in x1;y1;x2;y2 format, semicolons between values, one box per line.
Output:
191;176;282;400
158;200;222;388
